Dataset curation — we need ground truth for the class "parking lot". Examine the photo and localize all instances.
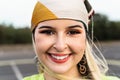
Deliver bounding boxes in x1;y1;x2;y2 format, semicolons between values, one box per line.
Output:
0;42;120;80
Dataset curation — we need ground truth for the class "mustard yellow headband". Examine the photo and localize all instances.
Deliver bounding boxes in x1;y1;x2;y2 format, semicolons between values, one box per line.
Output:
31;0;94;31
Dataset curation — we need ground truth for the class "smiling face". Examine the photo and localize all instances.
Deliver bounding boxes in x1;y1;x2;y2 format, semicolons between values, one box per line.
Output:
34;19;86;77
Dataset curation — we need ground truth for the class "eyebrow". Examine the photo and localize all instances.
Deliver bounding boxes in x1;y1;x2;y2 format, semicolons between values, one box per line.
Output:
67;25;82;29
38;26;52;29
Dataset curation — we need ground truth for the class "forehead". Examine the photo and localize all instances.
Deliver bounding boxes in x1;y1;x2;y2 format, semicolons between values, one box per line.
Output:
37;19;85;29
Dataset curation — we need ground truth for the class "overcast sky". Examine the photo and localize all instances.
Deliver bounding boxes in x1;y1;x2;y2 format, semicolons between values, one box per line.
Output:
0;0;120;28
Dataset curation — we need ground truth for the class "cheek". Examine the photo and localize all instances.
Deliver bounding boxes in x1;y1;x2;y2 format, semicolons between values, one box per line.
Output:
35;38;47;52
73;40;86;53
34;37;50;61
67;36;86;53
34;34;54;54
71;38;86;62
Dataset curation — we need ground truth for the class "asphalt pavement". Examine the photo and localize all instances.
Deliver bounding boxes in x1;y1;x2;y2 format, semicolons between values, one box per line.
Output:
0;42;120;80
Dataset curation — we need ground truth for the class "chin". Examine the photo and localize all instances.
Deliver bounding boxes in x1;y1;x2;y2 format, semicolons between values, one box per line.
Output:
49;65;70;74
44;60;73;74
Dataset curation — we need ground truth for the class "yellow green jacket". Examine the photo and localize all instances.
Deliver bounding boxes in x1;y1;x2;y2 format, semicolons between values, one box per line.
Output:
23;74;120;80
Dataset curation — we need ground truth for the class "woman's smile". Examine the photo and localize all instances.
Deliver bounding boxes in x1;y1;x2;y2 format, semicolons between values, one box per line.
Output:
46;52;72;63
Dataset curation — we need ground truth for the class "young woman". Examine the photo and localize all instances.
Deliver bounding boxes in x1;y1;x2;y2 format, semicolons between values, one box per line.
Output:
23;0;120;80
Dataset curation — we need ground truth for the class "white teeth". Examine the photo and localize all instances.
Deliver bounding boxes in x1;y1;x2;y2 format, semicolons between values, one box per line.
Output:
51;55;68;60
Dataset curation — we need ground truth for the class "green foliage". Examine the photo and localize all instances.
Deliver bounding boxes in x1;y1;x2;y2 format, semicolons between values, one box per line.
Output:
89;13;120;41
14;28;32;44
0;24;32;44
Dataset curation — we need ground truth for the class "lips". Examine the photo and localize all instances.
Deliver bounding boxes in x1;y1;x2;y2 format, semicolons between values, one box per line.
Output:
47;53;71;63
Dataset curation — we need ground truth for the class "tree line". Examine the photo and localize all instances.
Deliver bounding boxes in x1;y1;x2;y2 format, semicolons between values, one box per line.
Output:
0;25;32;44
0;13;120;44
91;13;120;41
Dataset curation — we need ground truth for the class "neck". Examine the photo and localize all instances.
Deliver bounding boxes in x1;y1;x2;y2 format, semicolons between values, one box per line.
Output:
44;72;57;80
44;66;81;80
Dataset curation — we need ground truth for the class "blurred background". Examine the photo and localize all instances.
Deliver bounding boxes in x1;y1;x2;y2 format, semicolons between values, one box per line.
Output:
0;0;120;80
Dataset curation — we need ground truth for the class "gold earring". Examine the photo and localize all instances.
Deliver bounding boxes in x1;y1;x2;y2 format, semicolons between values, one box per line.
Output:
79;55;88;76
79;55;92;79
79;56;87;75
79;64;87;75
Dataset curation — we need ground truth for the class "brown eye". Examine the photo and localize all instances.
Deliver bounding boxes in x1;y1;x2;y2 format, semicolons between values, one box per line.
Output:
39;30;55;35
67;30;81;35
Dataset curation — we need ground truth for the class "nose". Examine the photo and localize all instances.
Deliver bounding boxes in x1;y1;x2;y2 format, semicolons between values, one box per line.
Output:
53;36;67;52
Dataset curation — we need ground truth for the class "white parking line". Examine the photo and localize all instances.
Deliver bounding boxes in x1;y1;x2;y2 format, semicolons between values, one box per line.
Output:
0;59;119;67
0;59;34;67
10;61;23;80
107;59;120;67
0;59;120;80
